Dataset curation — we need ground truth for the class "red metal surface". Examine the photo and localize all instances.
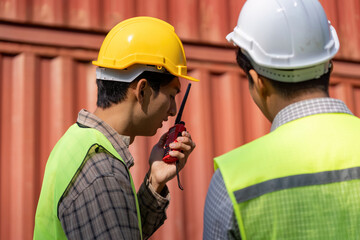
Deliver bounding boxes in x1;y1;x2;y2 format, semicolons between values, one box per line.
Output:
102;0;135;29
1;53;12;240
68;0;102;30
168;0;200;42
335;0;360;61
199;0;229;43
137;0;168;20
0;1;360;239
32;0;65;26
0;0;27;21
1;0;359;61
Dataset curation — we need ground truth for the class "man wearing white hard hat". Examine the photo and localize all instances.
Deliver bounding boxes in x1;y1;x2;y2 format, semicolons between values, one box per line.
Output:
204;0;360;239
34;17;197;240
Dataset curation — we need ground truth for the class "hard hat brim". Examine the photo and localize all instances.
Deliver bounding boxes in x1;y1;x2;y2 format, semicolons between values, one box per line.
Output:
95;64;199;82
178;75;199;82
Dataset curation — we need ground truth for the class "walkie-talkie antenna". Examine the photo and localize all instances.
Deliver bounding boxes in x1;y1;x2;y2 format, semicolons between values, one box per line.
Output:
162;83;192;190
175;83;191;124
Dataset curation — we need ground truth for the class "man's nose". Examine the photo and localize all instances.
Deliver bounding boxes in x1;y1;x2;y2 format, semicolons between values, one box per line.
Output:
169;101;177;117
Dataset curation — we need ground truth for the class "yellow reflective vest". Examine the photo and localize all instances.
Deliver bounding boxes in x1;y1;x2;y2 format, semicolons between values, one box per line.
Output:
215;113;360;239
34;124;142;239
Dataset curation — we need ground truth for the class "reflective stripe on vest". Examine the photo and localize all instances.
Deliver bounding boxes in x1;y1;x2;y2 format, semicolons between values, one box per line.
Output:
215;113;360;240
34;124;143;239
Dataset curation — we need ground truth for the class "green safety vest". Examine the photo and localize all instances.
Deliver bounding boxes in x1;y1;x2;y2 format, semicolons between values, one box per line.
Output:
34;124;142;240
215;113;360;240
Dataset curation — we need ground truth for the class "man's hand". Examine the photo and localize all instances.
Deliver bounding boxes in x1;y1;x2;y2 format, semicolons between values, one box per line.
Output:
148;131;196;193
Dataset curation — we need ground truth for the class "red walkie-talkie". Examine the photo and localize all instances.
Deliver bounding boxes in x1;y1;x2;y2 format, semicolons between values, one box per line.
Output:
163;83;191;190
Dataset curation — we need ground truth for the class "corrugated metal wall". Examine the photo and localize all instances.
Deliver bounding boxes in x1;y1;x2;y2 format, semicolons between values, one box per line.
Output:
0;0;359;239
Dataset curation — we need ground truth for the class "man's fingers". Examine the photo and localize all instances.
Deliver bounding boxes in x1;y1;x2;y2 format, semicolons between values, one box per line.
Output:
170;141;192;151
169;151;187;167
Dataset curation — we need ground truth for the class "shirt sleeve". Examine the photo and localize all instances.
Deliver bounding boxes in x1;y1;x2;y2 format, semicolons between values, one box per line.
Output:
137;174;170;239
203;169;241;240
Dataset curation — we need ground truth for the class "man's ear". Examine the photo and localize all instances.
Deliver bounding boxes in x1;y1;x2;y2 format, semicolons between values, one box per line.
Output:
249;69;268;98
134;78;149;104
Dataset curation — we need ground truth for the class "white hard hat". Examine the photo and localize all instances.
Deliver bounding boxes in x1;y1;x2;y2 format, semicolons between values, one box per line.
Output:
226;0;340;82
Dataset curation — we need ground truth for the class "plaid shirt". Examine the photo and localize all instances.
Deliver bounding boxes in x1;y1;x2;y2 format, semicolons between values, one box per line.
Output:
203;98;353;240
58;109;170;240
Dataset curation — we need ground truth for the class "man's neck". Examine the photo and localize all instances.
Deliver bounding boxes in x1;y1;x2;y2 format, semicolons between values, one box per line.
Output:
93;104;136;144
268;91;329;123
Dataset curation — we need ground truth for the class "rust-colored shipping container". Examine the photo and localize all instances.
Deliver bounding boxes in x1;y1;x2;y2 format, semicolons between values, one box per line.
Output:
0;0;360;239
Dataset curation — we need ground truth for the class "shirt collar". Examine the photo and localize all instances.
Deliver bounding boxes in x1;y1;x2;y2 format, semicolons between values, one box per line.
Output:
77;109;134;168
271;98;353;132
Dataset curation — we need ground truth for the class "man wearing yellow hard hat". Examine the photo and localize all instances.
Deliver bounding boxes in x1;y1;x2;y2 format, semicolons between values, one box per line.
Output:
34;16;198;240
204;0;360;239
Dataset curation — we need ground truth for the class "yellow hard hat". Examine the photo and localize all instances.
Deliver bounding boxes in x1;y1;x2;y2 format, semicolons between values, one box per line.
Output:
93;16;199;82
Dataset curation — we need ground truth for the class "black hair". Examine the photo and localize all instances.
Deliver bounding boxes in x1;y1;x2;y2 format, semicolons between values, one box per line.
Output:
236;48;330;99
96;70;175;108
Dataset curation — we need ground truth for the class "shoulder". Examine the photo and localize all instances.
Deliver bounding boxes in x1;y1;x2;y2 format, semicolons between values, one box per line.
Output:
214;132;274;171
59;149;130;211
